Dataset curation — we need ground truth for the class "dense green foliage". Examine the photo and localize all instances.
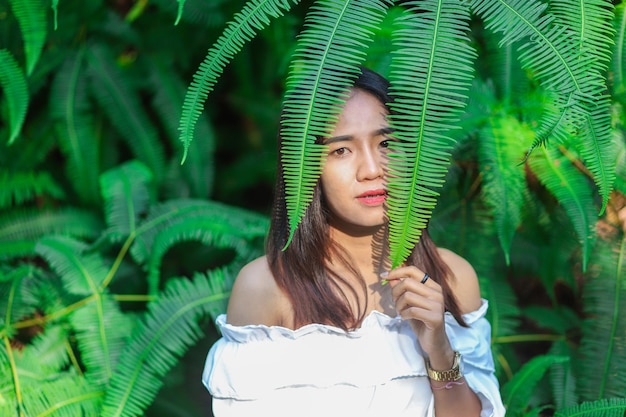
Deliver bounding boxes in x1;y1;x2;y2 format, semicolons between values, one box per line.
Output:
0;0;625;416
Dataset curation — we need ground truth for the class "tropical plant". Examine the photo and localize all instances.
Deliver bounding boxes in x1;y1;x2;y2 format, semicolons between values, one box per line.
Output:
1;0;625;417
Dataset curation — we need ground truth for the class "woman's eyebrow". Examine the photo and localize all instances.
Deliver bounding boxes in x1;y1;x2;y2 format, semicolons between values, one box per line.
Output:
323;127;395;144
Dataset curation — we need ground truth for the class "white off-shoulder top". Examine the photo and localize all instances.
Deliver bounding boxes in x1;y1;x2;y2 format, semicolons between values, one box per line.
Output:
203;299;505;417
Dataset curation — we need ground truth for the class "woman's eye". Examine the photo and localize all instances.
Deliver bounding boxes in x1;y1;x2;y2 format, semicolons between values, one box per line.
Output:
380;140;389;148
332;147;348;156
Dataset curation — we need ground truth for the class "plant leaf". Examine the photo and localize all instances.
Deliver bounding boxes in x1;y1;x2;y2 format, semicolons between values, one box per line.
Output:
0;49;29;144
8;0;47;76
386;0;476;267
178;0;300;162
554;398;626;417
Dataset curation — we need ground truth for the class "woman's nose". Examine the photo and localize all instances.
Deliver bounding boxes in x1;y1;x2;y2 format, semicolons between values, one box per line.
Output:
357;149;384;181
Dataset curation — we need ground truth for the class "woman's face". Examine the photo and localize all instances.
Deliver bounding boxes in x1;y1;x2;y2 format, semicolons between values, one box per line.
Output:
320;88;392;234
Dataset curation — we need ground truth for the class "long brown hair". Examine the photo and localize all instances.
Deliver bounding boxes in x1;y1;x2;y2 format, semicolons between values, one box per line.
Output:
266;67;467;330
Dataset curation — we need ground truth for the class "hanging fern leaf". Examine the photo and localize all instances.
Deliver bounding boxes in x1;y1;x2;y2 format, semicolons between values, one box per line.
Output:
51;0;59;30
178;0;300;162
612;3;626;97
576;235;626;401
0;49;28;145
100;269;234;417
50;48;102;205
501;354;570;414
19;375;103;417
554;398;626;417
550;340;579;411
478;115;532;264
527;143;597;271
270;0;391;247
386;0;476;267
8;0;46;76
0;266;40;338
100;161;153;243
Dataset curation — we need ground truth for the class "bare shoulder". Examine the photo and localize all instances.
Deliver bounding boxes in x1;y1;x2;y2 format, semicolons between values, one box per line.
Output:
226;256;292;327
437;247;482;314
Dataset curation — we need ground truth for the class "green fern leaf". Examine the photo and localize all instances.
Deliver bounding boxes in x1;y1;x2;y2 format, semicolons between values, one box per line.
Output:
146;217;261;295
612;3;626;96
20;375;103;417
386;0;476;267
85;43;165;180
50;49;102;204
554;398;626;417
501;354;570;413
0;170;65;209
550;0;615;71
100;270;234;417
527;143;597;271
129;199;268;265
571;100;616;213
100;161;153;243
550;340;579;411
178;0;299;162
8;0;46;76
576;235;626;401
35;236;110;296
35;236;132;385
0;49;28;145
0;208;103;242
0;266;40;335
271;0;390;247
478;116;532;264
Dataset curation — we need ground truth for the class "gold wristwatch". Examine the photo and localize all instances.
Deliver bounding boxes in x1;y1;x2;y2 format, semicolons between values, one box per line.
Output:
426;351;463;381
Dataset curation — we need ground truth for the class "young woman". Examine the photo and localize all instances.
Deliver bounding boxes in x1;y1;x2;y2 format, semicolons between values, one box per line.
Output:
202;68;505;417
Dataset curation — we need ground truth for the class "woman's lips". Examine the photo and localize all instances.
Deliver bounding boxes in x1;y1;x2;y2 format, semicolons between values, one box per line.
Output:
356;189;387;206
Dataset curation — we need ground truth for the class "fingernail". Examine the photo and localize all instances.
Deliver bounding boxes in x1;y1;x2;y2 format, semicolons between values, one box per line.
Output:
379;271;389;278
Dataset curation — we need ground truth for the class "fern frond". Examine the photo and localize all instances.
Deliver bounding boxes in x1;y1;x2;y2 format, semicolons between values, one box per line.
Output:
100;161;153;243
146;217;258;295
50;49;101;204
386;0;475;267
571;99;616;213
478;116;532;264
129;199;268;265
100;270;234;417
20;375;103;417
0;266;39;334
8;0;47;76
554;398;626;417
0;49;28;145
0;208;103;243
35;236;110;296
550;340;579;411
527;144;597;271
85;43;165;180
612;3;626;96
178;0;299;161
550;0;615;71
576;235;626;401
280;0;390;247
0;170;65;209
69;295;131;385
501;354;570;413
